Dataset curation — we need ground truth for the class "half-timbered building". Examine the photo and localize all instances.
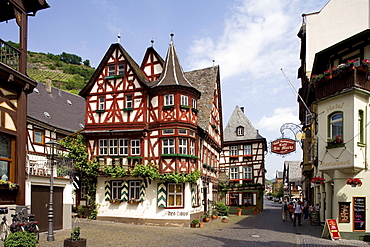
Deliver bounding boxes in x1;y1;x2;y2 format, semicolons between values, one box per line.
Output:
25;80;85;231
220;106;266;214
79;36;222;225
0;0;49;207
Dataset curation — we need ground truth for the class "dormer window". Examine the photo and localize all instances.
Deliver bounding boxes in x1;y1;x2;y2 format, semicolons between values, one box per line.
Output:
237;126;244;136
107;64;125;77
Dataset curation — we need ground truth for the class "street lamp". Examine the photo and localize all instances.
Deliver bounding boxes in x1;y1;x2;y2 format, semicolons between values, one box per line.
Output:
45;139;60;242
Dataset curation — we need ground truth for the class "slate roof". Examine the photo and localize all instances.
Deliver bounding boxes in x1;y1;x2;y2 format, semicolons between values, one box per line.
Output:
184;66;221;131
276;171;283;179
284;161;302;183
27;83;85;133
153;41;194;88
223;105;265;142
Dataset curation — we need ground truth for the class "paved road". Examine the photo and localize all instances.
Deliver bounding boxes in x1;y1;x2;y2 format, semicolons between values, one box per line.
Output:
19;199;370;246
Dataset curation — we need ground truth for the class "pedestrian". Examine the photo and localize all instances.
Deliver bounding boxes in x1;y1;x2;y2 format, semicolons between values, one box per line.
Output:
282;200;289;222
308;203;315;220
293;201;303;226
303;199;309;220
288;202;294;221
315;203;320;212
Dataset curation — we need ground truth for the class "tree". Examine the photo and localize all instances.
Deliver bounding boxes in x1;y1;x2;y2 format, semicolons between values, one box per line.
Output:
60;52;82;65
83;59;90;67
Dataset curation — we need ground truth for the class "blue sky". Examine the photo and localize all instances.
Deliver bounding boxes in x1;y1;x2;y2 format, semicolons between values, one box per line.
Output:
0;0;329;179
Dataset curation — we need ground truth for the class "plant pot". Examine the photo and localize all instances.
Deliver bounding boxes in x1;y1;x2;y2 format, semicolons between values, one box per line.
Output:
351;184;357;187
64;238;87;247
237;211;242;216
253;210;258;215
190;224;197;228
221;218;229;223
199;222;204;228
211;215;218;219
203;218;210;222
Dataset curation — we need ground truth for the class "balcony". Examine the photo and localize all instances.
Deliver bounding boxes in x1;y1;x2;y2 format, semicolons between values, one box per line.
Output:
27;158;74;178
0;39;20;70
314;66;370;100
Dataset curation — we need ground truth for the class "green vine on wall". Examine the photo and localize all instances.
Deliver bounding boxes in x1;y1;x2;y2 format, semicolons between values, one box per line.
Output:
102;165;127;178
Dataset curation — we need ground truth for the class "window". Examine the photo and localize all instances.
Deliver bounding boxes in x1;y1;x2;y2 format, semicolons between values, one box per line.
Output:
190;140;195;156
181;95;188;106
108;65;115;76
306;110;312;126
118;64;125;75
126;94;132;108
109;139;118;155
131;140;140;155
179;138;187;154
99;97;105;110
119;139;128;155
230;167;238;180
329;112;343;138
243;145;252;155
230;146;238;156
192;99;197;109
99;139;108;155
81;182;87;199
163;129;174;135
34;129;44;144
178;129;187;135
0;135;12;181
164;94;174;106
129;181;141;199
167;183;183;207
243;167;252;179
111;181;122;199
359;110;364;143
242;193;254;206
237;127;244;136
229;192;239;206
163;138;175;154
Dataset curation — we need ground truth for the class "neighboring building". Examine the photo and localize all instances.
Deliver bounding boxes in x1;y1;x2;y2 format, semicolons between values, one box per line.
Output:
0;0;49;207
282;161;302;200
25;81;85;231
297;0;370;238
272;171;283;194
220;106;266;214
79;36;222;226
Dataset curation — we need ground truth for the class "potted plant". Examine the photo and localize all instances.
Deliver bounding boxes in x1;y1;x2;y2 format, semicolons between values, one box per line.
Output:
346;178;362;187
237;208;242;216
253;206;259;215
211;210;218;219
190;219;199;228
221;216;229;223
198;221;204;228
203;212;211;222
63;227;87;247
3;231;37;247
77;205;84;218
311;176;325;184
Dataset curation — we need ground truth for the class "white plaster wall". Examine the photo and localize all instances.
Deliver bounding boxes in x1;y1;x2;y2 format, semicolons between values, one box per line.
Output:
305;0;370;72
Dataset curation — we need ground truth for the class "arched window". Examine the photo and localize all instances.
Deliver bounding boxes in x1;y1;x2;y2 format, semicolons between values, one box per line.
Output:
329;112;343;139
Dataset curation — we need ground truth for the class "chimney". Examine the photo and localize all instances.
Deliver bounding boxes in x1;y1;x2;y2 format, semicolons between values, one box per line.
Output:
240;106;244;113
46;78;52;93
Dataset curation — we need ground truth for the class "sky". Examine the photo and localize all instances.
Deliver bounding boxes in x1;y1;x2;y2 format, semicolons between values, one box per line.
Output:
0;0;329;179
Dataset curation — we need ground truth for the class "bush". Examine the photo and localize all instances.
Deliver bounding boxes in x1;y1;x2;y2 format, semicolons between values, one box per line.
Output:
215;202;228;216
4;231;37;247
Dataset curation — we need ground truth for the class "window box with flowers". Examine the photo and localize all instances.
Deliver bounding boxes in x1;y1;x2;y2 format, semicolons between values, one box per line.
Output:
243;154;253;159
311;176;325;185
327;135;344;149
229;179;239;183
346;178;362;187
109;198;122;204
128;198;142;204
310;59;357;84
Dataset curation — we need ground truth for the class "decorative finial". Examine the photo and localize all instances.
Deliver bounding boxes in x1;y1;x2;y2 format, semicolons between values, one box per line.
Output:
170;32;174;42
118;32;121;43
151;39;154;47
212;59;215;66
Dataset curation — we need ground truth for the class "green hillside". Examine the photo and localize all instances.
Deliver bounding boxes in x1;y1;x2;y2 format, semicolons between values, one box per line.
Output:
7;41;95;94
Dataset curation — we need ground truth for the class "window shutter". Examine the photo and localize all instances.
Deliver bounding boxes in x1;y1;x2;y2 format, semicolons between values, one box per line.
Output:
104;181;111;201
239;193;243;206
157;183;167;207
253;193;257;205
139;181;146;201
121;181;128;201
225;193;230;206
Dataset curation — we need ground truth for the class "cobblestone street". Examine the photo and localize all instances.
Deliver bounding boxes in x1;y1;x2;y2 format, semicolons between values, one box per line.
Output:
32;199;370;246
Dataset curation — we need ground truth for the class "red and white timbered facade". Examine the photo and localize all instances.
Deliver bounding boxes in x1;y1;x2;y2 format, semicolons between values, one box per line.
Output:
79;39;223;225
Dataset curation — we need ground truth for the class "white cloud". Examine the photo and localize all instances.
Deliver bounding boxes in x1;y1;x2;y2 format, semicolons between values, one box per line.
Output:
257;107;299;132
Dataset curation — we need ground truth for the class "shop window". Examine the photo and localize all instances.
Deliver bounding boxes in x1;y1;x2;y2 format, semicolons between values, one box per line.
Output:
242;192;254;206
229;192;239;206
167;183;183;207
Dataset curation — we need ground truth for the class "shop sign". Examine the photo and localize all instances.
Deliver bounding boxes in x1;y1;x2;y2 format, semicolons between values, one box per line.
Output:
271;138;296;155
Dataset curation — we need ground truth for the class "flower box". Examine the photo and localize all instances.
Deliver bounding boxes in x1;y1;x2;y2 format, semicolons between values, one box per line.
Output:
109;199;122;204
346;178;362;187
311;177;325;184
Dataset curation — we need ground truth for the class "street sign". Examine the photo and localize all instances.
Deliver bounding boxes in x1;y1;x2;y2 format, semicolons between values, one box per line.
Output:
270;138;296;155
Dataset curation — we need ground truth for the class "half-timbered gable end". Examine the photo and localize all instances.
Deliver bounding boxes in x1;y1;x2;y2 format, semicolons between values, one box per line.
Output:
140;45;164;82
220;106;266;212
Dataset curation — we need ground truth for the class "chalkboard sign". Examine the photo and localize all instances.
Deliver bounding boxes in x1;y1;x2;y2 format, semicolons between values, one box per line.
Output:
339;202;350;223
353;197;366;231
310;211;320;226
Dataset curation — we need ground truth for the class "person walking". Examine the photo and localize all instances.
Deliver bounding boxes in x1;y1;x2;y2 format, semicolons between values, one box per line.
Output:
282;200;289;222
293;201;303;226
288;202;294;221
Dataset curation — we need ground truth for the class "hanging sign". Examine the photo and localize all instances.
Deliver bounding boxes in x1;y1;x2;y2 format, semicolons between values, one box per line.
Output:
271;138;296;155
322;219;341;240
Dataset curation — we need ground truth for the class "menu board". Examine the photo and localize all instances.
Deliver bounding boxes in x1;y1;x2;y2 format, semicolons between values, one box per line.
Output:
339;202;350;223
310;211;320;226
353;197;366;231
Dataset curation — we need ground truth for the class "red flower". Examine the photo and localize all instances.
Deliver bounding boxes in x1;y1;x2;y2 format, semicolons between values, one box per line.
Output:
346;178;362;186
311;177;325;184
